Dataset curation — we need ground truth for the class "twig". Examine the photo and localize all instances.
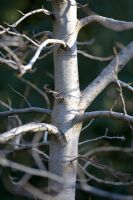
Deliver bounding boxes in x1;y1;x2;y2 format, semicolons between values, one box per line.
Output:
78;162;133;186
79;134;125;145
9;85;32;107
81;118;94;131
114;80;133;92
17;76;51;108
86;146;133;158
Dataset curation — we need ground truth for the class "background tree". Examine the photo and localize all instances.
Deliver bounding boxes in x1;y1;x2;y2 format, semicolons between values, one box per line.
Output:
0;1;133;200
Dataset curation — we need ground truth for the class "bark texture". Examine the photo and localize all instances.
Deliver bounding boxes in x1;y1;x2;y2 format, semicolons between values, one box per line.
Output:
49;1;82;200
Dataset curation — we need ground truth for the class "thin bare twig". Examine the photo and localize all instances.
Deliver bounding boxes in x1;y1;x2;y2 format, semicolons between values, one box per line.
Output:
114;80;133;92
17;77;51;108
79;134;125;145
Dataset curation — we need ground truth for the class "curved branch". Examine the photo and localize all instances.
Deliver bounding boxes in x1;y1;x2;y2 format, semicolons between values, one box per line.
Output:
79;41;133;110
73;111;133;124
20;39;67;75
0;107;51;117
0;122;66;144
11;9;52;28
79;15;133;31
78;50;113;62
0;9;52;35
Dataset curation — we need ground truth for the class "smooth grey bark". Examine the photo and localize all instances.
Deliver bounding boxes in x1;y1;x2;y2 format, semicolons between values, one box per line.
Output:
48;1;133;200
49;1;82;200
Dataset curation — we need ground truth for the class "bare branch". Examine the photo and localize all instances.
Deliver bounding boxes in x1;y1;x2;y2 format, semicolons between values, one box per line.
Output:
11;9;52;27
79;134;125;145
79;184;133;200
23;182;53;200
0;156;64;183
0;107;51;117
78;49;113;62
0;57;18;69
73;111;133;124
78;162;133;186
86;146;133;158
77;38;95;46
79;15;133;31
0;42;21;66
0;28;39;47
19;39;67;75
0;9;52;35
79;41;133;110
0;122;66;144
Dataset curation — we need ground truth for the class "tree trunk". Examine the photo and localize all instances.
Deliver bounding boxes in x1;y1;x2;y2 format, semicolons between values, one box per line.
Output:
49;1;82;200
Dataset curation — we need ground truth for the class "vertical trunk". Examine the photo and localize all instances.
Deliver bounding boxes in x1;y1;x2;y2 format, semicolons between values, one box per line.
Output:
49;1;82;200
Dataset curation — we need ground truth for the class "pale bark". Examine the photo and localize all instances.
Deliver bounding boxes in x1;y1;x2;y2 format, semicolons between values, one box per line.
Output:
49;1;82;200
73;111;133;124
79;15;133;31
0;122;64;143
79;41;133;110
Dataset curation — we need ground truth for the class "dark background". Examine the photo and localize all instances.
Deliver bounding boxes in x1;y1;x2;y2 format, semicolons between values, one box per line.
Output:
0;0;133;199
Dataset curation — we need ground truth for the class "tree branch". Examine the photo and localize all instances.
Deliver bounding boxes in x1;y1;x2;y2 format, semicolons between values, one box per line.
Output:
79;184;133;200
0;8;52;35
79;15;133;31
0;156;64;183
78;50;113;62
79;41;133;110
0;107;51;117
20;39;67;75
73;111;133;124
0;122;66;144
